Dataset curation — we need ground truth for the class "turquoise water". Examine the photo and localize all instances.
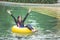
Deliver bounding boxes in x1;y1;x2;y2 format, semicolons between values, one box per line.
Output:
0;5;59;40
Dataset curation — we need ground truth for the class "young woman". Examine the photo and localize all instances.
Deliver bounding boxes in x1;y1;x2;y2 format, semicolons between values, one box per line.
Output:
7;9;36;32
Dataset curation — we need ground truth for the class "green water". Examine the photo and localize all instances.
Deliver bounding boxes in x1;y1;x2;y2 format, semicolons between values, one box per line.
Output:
0;5;59;40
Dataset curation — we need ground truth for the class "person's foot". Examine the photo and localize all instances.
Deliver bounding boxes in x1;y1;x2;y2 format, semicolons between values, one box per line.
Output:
32;29;38;32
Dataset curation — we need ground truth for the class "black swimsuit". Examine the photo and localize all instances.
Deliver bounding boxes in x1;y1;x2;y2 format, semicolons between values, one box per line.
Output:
16;21;24;27
11;13;29;27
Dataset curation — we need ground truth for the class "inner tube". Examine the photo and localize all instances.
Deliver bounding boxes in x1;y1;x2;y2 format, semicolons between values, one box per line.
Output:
11;25;33;35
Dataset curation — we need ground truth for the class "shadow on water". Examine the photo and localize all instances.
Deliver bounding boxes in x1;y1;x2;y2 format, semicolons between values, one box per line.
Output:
0;5;59;40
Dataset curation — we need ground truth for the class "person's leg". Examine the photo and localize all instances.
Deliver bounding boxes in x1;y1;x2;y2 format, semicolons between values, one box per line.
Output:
25;24;37;32
26;24;33;30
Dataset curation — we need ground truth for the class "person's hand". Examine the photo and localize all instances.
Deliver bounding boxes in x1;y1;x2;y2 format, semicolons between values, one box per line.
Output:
28;9;31;13
7;10;12;15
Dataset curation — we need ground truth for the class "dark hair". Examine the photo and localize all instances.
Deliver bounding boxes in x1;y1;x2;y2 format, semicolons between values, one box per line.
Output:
17;16;22;19
17;16;20;19
17;16;22;21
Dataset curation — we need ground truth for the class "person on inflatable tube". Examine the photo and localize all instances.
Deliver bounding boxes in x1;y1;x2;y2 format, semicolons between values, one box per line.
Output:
7;9;36;32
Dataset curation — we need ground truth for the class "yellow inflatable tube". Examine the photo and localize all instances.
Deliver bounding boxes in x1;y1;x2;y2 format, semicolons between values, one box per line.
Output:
11;25;32;35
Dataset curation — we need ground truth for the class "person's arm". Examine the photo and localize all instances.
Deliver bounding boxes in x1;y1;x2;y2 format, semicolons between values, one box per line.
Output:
11;14;17;23
23;9;31;22
7;10;17;23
